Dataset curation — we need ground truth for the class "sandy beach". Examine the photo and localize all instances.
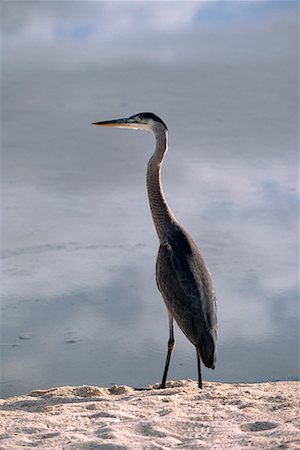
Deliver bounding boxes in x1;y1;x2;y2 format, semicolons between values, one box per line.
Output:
0;380;299;449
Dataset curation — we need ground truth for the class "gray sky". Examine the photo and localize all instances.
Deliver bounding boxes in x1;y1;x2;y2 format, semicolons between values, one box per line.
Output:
2;0;299;323
1;1;299;393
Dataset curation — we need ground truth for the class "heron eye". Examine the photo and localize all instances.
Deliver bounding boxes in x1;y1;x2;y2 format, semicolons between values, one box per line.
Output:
135;115;142;122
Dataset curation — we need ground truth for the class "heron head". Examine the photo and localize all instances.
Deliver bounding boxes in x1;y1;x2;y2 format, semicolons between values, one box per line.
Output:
92;112;168;133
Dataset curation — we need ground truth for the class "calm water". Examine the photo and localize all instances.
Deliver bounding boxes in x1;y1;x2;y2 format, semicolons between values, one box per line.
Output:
1;2;299;398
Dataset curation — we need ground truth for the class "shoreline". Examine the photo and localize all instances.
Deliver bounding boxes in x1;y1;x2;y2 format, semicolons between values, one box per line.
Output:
0;380;299;449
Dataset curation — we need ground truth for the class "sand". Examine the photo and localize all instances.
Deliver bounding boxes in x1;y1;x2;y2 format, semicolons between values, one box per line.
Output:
0;380;299;449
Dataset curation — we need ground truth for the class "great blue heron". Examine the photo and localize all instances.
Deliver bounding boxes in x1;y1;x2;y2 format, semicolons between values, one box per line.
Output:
93;112;217;389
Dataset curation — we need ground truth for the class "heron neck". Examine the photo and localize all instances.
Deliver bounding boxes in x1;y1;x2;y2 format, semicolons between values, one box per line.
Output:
147;130;177;242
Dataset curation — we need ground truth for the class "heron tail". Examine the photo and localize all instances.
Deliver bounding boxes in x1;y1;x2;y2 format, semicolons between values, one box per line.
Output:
197;328;217;369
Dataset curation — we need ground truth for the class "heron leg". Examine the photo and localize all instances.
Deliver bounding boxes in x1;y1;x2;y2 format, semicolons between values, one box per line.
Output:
160;316;175;389
196;349;203;389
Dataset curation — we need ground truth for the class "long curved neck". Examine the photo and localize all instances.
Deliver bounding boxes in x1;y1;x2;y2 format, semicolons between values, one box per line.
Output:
147;126;177;242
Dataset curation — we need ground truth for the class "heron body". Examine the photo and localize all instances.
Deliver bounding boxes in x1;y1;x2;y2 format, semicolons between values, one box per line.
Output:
93;112;217;388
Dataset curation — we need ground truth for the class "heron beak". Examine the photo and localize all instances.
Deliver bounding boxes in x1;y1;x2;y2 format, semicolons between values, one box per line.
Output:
92;117;134;128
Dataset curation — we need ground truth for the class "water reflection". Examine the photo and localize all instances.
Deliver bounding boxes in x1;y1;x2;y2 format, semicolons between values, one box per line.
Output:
1;261;298;398
1;169;298;398
1;2;299;398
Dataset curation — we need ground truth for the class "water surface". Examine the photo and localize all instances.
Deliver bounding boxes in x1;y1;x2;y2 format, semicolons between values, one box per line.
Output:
1;2;299;398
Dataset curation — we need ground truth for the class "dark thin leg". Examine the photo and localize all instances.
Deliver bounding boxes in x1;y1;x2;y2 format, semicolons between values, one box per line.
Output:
196;349;203;389
160;316;175;389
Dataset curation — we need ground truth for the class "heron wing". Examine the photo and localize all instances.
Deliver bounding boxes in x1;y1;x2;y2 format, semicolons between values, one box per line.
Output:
166;228;216;325
156;227;217;366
